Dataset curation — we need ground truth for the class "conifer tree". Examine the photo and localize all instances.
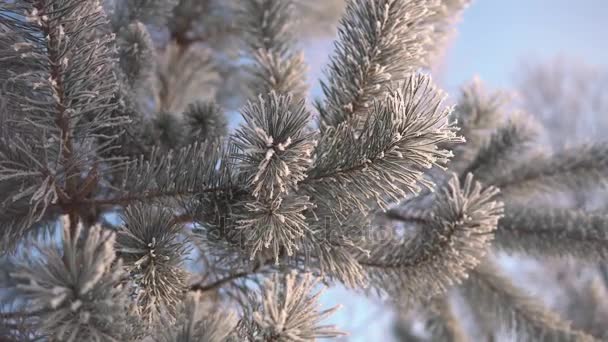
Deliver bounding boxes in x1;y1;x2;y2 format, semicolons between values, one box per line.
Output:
0;0;605;341
391;79;608;341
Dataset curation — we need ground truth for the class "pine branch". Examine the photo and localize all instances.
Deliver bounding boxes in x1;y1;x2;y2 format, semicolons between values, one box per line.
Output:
233;92;315;199
494;206;608;260
183;101;228;143
305;75;462;216
0;206;58;253
0;133;59;250
362;174;503;301
304;229;368;288
72;186;233;208
148;112;184;150
388;203;608;262
237;195;313;264
153;292;237;342
14;0;123;157
384;207;435;225
107;19;155;166
565;277;608;340
6;216;129;342
117;141;234;205
190;269;258;293
460;261;596;342
5;1;598;340
164;1;245;124
0;259;40;340
492;143;608;196
426;296;469;342
0;314;40;342
97;83;151;161
116;21;155;90
421;0;470;66
452;77;509;144
448;78;512;175
0;0;126;239
319;0;439;127
459;116;537;183
116;204;190;323
250;272;345;341
155;41;220;113
240;0;307;99
231;92;316;262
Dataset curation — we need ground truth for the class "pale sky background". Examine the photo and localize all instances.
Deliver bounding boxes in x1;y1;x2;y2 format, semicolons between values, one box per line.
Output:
305;0;608;95
311;1;608;340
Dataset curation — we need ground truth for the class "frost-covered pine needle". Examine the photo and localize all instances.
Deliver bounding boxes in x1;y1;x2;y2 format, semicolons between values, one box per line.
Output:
252;272;345;341
9;216;128;342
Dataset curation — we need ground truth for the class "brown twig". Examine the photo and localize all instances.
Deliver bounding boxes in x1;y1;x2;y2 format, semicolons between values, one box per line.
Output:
189;262;264;293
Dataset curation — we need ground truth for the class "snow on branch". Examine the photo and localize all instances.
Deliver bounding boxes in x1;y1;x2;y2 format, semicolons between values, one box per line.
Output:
153;292;237;342
461;261;596;341
8;216;128;341
240;0;307;99
364;174;503;301
319;0;457;127
250;272;345;341
233;92;316;200
495;206;608;260
492;143;608;197
117;204;190;323
306;74;462;215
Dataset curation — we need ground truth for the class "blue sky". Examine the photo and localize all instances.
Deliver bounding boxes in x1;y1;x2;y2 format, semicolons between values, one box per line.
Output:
445;0;608;89
311;1;608;340
306;0;608;95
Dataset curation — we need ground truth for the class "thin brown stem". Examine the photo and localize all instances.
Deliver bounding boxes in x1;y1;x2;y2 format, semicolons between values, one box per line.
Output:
189;261;264;293
171;213;194;225
35;0;82;234
189;270;252;293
